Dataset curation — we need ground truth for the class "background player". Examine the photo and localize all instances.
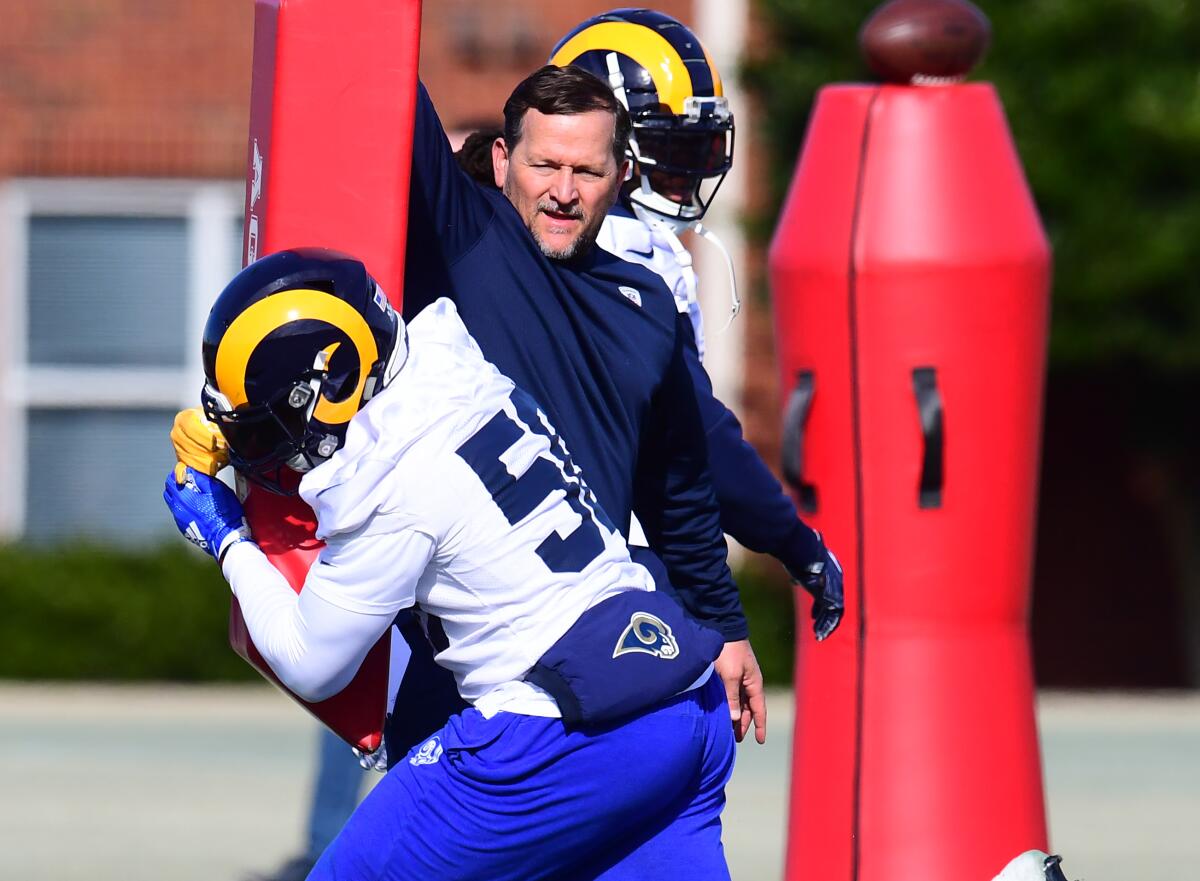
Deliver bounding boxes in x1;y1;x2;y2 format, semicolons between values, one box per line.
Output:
164;248;734;881
550;10;844;643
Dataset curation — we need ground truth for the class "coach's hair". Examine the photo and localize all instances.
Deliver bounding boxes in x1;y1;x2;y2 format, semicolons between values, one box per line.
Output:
502;65;632;166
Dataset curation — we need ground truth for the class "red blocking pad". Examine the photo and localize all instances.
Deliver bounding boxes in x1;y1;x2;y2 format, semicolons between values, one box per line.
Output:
232;0;422;752
770;83;1051;881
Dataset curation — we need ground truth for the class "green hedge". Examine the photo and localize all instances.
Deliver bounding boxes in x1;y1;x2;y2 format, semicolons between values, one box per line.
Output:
732;558;798;686
744;0;1200;373
0;543;799;684
0;543;257;681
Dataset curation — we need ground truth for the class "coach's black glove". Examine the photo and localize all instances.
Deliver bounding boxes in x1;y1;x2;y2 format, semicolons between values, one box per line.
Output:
788;533;844;642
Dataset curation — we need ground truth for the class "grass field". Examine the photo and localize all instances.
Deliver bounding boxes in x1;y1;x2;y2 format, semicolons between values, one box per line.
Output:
1;685;1197;880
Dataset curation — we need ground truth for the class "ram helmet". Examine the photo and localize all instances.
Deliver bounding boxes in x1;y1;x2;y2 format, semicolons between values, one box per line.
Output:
550;8;733;228
200;248;405;494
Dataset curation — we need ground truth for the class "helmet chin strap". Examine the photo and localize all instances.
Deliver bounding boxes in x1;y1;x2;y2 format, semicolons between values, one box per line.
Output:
631;196;693;236
629;178;705;231
630;203;741;333
692;222;741;332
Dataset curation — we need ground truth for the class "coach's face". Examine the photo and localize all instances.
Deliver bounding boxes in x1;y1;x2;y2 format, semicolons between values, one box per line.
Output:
493;109;628;261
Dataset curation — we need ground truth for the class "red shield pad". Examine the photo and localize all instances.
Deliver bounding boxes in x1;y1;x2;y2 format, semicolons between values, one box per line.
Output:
234;0;422;752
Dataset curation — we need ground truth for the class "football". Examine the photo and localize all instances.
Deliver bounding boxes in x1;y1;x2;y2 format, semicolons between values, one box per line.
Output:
859;0;991;84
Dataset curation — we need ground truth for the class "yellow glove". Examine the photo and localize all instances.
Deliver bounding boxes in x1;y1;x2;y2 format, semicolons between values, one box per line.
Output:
171;407;229;484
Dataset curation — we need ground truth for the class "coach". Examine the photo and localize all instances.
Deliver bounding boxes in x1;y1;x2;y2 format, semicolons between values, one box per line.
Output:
400;65;765;740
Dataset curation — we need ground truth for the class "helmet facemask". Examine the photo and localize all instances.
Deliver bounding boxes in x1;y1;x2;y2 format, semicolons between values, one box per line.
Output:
627;95;734;229
548;12;741;323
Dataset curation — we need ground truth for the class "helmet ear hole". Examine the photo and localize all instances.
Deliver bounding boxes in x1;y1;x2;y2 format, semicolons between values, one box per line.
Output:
320;366;361;406
319;341;362;405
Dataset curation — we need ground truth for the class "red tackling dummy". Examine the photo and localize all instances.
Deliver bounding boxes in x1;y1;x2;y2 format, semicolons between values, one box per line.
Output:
233;0;422;753
771;82;1050;881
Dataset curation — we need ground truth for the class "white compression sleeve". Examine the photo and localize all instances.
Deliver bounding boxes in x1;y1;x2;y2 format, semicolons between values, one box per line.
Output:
220;530;435;702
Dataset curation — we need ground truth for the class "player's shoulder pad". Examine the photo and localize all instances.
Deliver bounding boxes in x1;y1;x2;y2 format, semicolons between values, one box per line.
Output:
299;299;501;538
407;297;484;356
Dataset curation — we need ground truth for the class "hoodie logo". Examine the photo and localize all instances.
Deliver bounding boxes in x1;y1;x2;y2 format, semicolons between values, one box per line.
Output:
613;612;679;660
618;286;642;308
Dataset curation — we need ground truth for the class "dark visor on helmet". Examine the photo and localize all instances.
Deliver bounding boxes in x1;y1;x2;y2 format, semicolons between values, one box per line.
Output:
633;119;734;177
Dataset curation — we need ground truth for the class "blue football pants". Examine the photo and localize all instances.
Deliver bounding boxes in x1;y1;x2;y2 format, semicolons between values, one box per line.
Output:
309;674;734;881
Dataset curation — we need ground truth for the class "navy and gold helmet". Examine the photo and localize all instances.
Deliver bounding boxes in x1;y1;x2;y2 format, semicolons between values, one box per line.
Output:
550;8;733;227
200;248;403;494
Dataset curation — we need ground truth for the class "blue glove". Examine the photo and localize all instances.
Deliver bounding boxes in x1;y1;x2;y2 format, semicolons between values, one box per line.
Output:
163;466;252;562
790;533;845;642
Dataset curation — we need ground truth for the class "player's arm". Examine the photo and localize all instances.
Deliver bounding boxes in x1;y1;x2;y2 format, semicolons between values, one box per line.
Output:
403;81;495;317
632;313;746;641
679;322;844;640
225;527;433;702
163;468;432;702
633;317;772;741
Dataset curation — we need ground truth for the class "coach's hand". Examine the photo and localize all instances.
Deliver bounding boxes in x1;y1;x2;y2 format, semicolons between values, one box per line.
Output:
790;535;844;642
170;407;229;484
715;638;766;744
163;466;251;562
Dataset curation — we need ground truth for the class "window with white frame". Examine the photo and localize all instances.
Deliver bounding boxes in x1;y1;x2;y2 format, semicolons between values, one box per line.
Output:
0;179;244;544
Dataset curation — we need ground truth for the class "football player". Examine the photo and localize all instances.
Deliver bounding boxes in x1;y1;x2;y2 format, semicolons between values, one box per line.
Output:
163;249;734;881
552;9;845;640
552;8;737;361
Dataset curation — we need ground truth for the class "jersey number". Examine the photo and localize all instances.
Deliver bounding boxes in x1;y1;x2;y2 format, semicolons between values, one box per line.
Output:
455;393;606;574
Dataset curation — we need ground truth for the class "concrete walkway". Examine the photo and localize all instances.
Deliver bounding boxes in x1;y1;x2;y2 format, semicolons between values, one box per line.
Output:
1;684;1197;880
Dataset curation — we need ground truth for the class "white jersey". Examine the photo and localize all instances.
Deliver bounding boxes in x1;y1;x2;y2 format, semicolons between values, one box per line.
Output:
597;211;705;361
223;299;655;718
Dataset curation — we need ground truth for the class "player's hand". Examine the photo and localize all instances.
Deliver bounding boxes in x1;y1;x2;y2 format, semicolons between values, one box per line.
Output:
170;407;229;484
790;534;845;641
715;638;766;744
163;466;251;561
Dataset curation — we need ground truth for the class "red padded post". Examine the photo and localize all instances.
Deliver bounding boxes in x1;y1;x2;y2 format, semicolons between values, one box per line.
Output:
771;83;1050;881
230;0;422;752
